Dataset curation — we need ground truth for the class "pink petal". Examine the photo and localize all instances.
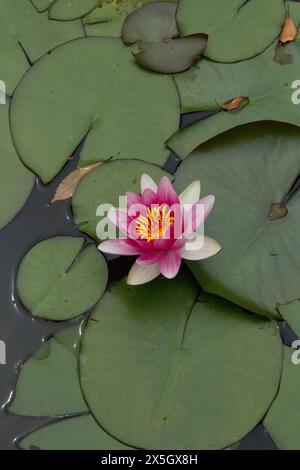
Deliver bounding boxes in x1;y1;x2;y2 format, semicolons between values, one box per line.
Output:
126;192;143;207
183;195;215;235
157;177;179;206
98;239;141;256
136;251;165;265
142;189;158;206
160;251;182;279
127;261;160;286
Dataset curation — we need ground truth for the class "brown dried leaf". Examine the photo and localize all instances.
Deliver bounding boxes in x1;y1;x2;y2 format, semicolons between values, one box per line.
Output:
280;17;298;44
221;96;249;112
51;163;101;202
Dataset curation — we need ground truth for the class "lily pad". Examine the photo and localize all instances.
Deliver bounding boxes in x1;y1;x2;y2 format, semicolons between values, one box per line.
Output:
169;41;300;159
0;0;84;95
10;37;180;183
17;236;108;320
80;271;282;450
176;0;285;63
20;415;132;450
32;0;99;20
134;36;208;74
174;121;300;318
72;159;171;241
0;100;34;231
264;347;300;450
122;2;178;44
9;324;88;417
84;0;176;38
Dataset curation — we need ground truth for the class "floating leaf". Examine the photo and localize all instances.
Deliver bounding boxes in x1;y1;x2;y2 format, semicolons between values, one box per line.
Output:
30;0;53;12
80;271;282;450
0;100;34;231
221;96;249;113
176;0;285;63
122;2;178;44
174;122;300;318
9;324;88;417
280;16;298;44
33;0;100;21
17;236;108;320
52;163;101;203
169;42;300;158
72;159;171;241
278;300;300;338
0;0;83;95
134;35;208;74
11;37;179;183
20;415;132;450
264;347;300;450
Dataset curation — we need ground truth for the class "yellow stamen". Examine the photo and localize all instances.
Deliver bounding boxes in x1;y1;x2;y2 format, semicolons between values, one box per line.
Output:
136;206;174;241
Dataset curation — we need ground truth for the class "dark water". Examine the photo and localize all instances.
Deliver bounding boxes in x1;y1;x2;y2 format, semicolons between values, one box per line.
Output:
0;111;296;450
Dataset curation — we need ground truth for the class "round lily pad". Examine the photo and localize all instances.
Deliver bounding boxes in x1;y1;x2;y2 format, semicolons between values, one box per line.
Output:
9;325;88;417
0;100;34;231
72;159;171;241
264;347;300;450
174;121;300;318
80;271;282;450
20;415;132;450
17;236;108;320
10;37;179;183
48;0;98;20
176;0;285;63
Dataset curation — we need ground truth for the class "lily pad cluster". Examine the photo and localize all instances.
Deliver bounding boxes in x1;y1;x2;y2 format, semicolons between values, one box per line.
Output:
2;0;300;451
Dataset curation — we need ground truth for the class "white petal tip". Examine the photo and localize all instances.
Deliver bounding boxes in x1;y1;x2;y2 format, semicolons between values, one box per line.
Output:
141;174;157;193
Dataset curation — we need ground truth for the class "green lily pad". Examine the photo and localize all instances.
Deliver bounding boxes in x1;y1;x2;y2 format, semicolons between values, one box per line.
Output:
176;0;285;63
9;324;88;417
20;415;132;450
0;0;83;95
122;2;178;44
134;36;208;74
84;0;176;38
0;100;34;231
72;159;171;241
174;121;300;318
32;0;99;20
169;41;300;159
264;347;300;450
80;271;282;450
278;300;300;338
10;37;179;183
17;236;108;320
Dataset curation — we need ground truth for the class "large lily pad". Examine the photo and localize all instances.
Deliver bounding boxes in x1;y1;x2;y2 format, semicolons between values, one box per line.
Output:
20;415;132;450
176;0;285;63
80;271;282;450
0;0;83;95
264;347;300;450
72;159;171;241
17;236;108;320
32;0;99;20
9;324;88;417
10;37;179;183
174;122;300;318
84;0;176;38
0;100;34;231
169;41;300;158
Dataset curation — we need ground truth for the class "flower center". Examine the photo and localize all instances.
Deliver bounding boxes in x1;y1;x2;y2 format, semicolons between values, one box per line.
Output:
135;206;174;241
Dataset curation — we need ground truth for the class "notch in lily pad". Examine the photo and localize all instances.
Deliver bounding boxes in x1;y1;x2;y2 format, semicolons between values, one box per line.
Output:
122;1;208;74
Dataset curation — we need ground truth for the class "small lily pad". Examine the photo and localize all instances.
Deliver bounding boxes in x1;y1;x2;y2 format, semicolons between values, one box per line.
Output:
80;271;282;450
32;0;99;20
176;0;285;63
134;35;208;74
20;415;132;450
17;236;108;320
10;37;179;183
72;159;171;241
174;121;300;318
264;347;300;450
9;324;88;417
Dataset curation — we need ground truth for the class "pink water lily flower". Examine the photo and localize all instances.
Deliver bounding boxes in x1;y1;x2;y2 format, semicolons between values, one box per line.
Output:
98;174;221;285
